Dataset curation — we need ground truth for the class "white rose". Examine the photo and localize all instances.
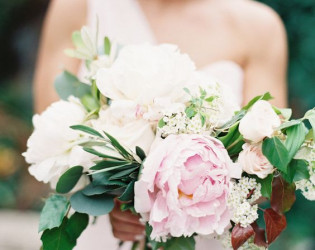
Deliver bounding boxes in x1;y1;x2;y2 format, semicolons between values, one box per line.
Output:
238;143;274;179
23;97;96;186
91;100;155;154
239;100;281;143
96;43;196;105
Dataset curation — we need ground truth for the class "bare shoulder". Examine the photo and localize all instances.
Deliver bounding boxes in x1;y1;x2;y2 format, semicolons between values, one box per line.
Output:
226;0;287;44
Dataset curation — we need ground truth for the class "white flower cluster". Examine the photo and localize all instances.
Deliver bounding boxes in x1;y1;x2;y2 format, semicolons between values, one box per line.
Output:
220;231;267;250
159;111;204;137
228;177;262;227
296;145;315;200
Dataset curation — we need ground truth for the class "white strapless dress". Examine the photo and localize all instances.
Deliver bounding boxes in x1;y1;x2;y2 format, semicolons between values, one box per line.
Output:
76;0;244;249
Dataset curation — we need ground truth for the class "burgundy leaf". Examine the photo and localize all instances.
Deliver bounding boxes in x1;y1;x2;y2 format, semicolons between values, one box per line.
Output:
264;208;287;244
231;224;255;250
251;222;268;248
271;176;296;214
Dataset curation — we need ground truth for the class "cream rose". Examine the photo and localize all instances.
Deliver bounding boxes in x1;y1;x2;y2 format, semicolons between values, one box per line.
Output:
238;143;274;179
239;100;281;143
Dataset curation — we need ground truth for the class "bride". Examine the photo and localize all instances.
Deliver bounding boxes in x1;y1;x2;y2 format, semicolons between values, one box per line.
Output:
34;0;288;249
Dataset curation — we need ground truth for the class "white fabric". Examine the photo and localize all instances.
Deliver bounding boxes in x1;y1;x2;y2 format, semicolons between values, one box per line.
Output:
76;0;244;249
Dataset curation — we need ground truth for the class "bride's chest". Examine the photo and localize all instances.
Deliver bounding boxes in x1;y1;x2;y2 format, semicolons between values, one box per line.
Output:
137;1;246;68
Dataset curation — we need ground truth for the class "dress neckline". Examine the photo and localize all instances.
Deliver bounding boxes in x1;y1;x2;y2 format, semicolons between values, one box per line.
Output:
132;0;244;72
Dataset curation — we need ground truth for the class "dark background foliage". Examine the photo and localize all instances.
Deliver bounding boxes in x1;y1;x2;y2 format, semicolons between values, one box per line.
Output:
0;0;314;249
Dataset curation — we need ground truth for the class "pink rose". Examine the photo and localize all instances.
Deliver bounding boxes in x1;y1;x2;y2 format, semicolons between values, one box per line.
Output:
239;100;281;143
238;143;274;179
134;134;241;240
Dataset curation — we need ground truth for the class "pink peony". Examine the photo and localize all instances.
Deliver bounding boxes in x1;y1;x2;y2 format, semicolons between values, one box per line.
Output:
134;134;241;240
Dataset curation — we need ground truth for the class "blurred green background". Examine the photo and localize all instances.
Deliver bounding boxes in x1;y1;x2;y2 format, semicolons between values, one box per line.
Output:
0;0;314;249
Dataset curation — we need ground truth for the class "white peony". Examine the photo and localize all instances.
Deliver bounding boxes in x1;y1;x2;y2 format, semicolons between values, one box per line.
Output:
239;100;281;143
23;97;95;187
96;43;196;106
91;100;155;154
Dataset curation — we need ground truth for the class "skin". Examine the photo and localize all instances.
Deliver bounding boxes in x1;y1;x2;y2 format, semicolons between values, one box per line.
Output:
34;0;288;242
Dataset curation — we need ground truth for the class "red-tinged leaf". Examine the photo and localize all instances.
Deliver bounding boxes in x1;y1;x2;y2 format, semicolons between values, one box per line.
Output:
231;224;255;250
264;208;287;244
270;176;296;214
251;222;268;248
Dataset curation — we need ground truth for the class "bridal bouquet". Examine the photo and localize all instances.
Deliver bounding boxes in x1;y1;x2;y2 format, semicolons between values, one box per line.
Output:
23;26;315;250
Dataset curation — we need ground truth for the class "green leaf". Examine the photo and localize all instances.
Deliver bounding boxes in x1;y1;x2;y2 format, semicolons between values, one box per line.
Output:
91;80;100;100
227;138;245;156
136;146;146;161
70;125;104;138
262;137;290;173
205;95;217;103
200;114;206;126
278;120;302;131
80;94;99;112
218;123;244;155
54;71;91;100
283;159;309;183
118;181;135;202
72;31;84;49
183;87;191;95
56;166;83;194
41;213;89;250
66;212;89;241
104;132;132;158
158;118;166;128
104;37;111;55
120;202;135;212
185;107;197;118
256;174;273;199
83;147;124;160
90;163;132;174
219;123;238;146
79;141;107;148
90;160;129;171
282;161;295;183
107;186;127;197
109;167;139;180
295;160;310;182
285;123;307;160
81;183;112;196
219;110;246;130
41;218;75;250
70;191;114;216
242;92;273;111
277;108;292;120
39;195;69;233
92;172;127;186
164;236;196;250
